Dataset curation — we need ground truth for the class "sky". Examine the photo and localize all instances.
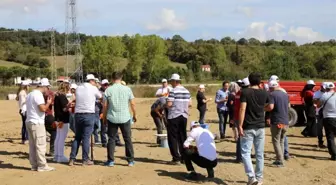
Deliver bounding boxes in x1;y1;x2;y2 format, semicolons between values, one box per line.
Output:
0;0;335;44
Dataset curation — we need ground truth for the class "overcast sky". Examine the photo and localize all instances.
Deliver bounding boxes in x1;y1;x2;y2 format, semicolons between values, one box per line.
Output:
0;0;335;44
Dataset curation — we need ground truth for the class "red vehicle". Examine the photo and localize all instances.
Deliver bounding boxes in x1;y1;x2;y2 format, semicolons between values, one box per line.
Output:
263;81;322;127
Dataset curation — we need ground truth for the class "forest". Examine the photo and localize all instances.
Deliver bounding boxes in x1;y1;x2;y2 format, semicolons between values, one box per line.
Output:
0;27;335;85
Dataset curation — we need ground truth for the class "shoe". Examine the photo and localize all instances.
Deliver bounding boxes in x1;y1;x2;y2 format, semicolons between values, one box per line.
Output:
45;153;54;157
247;178;258;185
301;131;308;137
235;159;242;163
207;168;214;178
331;156;336;161
102;143;107;148
95;142;102;145
318;144;327;149
37;166;55;172
128;161;135;167
170;160;181;165
68;159;75;166
82;160;94;166
272;161;284;167
257;179;263;185
53;156;59;162
57;156;69;163
186;171;198;180
116;142;124;147
104;161;115;167
31;166;37;171
220;135;225;139
284;155;290;161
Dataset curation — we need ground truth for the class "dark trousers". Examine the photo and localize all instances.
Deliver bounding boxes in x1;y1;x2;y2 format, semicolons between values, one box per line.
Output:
323;118;336;158
217;109;229;137
93;114;101;143
316;116;324;144
70;113;95;161
107;120;134;162
184;149;217;171
236;136;241;161
151;111;164;144
100;119;108;144
198;108;206;124
167;115;187;161
45;114;56;155
19;111;28;142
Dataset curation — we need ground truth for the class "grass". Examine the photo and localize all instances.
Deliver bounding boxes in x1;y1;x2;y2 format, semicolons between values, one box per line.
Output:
0;60;28;68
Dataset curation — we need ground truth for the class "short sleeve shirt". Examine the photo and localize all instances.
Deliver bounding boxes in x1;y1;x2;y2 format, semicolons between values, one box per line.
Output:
151;97;167;111
105;83;135;124
75;83;102;113
269;90;290;125
196;91;206;110
167;85;191;119
320;92;336;118
26;90;46;124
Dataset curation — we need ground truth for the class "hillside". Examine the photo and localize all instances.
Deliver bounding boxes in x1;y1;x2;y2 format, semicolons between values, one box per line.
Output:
0;60;28;68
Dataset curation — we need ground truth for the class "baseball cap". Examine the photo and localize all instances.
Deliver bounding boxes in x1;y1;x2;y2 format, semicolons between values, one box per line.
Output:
86;74;95;81
325;82;335;89
199;84;205;89
21;80;30;86
63;79;70;83
307;80;315;85
39;78;50;87
269;75;279;82
190;121;200;129
70;84;77;89
268;80;279;88
169;73;181;81
162;79;167;83
237;79;242;83
242;77;250;87
101;79;109;85
121;81;126;86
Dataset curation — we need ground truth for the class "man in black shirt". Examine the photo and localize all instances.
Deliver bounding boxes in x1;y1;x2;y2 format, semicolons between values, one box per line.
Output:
239;72;272;185
196;85;212;124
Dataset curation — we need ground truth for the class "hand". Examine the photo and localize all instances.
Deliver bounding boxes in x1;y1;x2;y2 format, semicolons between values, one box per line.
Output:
133;115;137;123
238;126;244;137
266;119;271;126
209;98;212;101
233;130;239;141
47;96;52;104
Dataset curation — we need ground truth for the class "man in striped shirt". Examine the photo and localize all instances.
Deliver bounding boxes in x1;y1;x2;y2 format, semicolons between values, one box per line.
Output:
167;73;192;164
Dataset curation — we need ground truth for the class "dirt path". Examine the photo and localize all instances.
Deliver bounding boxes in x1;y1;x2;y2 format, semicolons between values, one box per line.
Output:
0;99;335;185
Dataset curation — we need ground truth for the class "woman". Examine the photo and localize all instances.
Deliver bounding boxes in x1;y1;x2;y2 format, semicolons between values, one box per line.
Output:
53;82;71;163
16;81;30;144
68;84;77;134
150;97;167;144
301;80;316;137
196;84;212;124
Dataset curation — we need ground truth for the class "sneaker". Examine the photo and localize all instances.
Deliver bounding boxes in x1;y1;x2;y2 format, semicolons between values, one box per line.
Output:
247;178;258;185
257;179;263;185
170;160;181;165
128;161;135;167
45;153;54;157
318;144;327;149
272;161;284;167
104;161;115;167
284;155;290;161
186;171;198;180
116;142;124;147
68;159;75;166
57;156;69;163
31;166;37;171
102;143;107;148
53;156;59;162
95;142;102;145
37;166;55;172
330;156;336;161
207;168;214;178
82;160;94;166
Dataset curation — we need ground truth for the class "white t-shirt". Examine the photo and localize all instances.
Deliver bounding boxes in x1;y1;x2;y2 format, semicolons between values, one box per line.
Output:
18;90;27;113
314;90;323;115
155;86;172;97
75;83;102;113
26;90;46;124
183;127;217;161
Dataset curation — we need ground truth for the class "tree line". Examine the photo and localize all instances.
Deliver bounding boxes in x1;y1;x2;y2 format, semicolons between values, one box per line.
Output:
0;27;335;84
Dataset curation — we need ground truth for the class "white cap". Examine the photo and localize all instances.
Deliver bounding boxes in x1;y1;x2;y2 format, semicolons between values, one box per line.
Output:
242;77;250;87
86;74;95;81
269;75;279;82
325;82;335;89
121;81;126;86
63;79;70;83
162;79;167;83
95;78;100;83
268;80;279;88
70;84;77;89
169;73;181;81
307;80;315;85
199;84;205;89
190;121;200;129
21;80;30;86
237;79;242;83
39;78;50;87
101;79;109;85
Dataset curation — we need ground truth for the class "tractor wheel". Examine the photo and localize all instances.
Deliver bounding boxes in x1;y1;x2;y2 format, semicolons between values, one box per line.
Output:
288;107;298;127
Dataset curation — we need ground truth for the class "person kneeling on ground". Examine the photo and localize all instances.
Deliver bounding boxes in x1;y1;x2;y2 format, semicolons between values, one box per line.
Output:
183;121;217;180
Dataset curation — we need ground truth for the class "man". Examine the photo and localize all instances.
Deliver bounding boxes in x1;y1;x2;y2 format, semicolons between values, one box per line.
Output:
26;78;55;172
301;80;317;137
239;72;272;185
183;121;217;180
215;81;230;139
167;73;191;164
318;82;336;161
68;84;77;134
155;79;171;97
196;84;212;124
267;80;290;167
151;97;167;144
313;82;327;148
103;72;137;167
44;83;56;157
69;74;102;166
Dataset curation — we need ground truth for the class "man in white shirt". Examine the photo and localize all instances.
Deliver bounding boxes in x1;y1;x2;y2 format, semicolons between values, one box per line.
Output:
69;74;102;166
26;78;54;172
313;82;327;148
155;79;172;97
183;121;217;180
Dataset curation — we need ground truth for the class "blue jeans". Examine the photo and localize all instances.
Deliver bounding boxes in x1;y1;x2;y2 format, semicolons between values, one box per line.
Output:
70;113;95;161
240;128;265;180
93;114;101;143
217;108;228;137
284;136;289;157
69;113;76;134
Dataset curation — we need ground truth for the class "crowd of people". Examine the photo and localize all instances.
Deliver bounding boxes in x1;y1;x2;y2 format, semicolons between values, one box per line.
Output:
15;71;336;185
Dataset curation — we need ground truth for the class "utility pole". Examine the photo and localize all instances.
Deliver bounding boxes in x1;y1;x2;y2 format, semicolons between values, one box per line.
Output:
65;0;83;83
50;28;56;85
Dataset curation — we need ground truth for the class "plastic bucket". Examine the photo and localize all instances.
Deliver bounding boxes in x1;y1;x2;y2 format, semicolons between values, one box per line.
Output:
156;134;169;148
200;124;209;129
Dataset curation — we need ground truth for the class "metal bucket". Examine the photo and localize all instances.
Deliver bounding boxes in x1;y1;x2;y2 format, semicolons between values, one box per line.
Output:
156;134;168;148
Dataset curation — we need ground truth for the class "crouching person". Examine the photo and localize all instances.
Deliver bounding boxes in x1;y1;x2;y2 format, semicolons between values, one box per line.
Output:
183;121;217;180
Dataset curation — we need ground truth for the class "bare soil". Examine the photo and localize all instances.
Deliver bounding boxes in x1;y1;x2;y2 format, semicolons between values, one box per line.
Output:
0;99;335;185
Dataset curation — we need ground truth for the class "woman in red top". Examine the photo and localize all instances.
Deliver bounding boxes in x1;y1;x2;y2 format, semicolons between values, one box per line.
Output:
301;80;316;137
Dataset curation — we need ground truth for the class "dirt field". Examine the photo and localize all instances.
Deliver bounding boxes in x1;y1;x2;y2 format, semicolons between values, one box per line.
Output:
0;99;335;185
